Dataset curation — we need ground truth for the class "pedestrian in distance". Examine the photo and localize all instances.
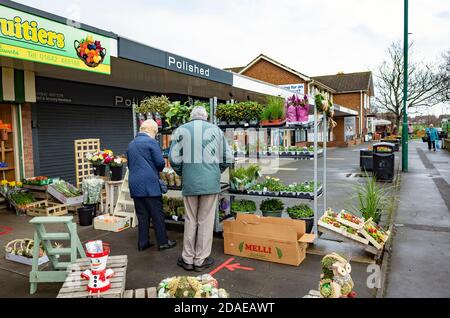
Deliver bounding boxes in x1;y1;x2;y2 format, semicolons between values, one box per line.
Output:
425;124;439;152
169;106;233;272
126;119;176;252
408;123;414;141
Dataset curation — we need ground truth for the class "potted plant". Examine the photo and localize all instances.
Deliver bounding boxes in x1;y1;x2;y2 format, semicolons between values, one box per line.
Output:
353;174;392;224
109;156;127;181
279;146;289;156
287;204;314;233
288;146;298;156
134;95;171;121
261;176;284;196
260;96;286;126
248;183;264;195
229;165;261;192
260;198;284;217
231;199;256;218
87;150;113;176
280;183;297;197
165;101;193;128
79;177;105;225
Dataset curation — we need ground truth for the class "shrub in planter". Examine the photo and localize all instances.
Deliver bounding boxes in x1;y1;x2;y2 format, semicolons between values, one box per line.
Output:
287;204;314;233
231;199;256;217
165;101;193;128
260;198;284;217
135;95;171;118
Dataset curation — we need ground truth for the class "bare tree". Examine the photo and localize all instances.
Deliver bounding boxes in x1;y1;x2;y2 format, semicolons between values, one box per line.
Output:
374;42;443;127
438;50;450;102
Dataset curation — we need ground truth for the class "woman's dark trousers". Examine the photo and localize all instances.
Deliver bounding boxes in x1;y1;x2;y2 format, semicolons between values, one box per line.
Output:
133;196;168;249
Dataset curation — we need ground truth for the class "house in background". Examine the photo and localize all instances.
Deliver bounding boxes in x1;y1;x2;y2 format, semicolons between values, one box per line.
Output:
226;54;374;147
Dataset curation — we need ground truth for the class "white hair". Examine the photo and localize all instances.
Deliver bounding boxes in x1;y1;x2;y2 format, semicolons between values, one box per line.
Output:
140;119;158;135
190;106;208;120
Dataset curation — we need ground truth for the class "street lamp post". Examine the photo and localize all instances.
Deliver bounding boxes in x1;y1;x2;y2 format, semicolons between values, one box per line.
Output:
402;0;409;172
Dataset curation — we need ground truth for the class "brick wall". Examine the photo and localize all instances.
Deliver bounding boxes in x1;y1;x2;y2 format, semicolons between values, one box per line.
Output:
21;103;34;177
333;92;367;134
242;59;308;94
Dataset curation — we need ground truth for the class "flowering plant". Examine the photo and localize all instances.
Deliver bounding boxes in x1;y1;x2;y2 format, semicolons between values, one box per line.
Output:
109;156;127;167
287;94;308;109
86;149;114;165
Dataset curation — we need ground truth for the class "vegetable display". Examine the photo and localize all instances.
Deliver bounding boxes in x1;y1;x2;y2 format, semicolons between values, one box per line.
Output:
9;191;35;208
53;180;82;198
23;176;53;186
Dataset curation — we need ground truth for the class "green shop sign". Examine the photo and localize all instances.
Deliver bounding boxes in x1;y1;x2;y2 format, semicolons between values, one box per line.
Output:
0;4;112;74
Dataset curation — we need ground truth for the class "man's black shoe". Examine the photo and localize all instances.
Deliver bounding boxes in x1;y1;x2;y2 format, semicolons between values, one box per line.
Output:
158;240;177;251
194;257;215;272
177;257;194;271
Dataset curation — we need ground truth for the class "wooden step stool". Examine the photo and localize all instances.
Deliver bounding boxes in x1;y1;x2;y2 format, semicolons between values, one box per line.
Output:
29;216;86;294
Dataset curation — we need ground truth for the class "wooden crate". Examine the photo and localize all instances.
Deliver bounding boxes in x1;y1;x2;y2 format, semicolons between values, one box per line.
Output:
27;200;69;217
23;184;51;200
57;255;127;298
123;287;157;298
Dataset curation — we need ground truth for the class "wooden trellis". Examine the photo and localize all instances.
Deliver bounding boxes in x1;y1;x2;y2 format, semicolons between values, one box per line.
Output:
74;139;100;188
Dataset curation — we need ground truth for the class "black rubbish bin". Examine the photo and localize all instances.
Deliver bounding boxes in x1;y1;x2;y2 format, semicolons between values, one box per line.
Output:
373;142;395;182
360;149;373;171
78;205;95;226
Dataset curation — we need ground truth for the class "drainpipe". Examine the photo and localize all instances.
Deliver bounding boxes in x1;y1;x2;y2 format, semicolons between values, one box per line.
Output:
360;90;363;139
17;104;25;179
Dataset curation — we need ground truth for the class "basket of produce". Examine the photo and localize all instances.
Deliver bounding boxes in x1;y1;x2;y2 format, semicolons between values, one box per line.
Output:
7;189;37;215
359;219;390;250
74;35;106;68
23;176;53;186
47;180;83;205
336;210;364;230
157;274;229;298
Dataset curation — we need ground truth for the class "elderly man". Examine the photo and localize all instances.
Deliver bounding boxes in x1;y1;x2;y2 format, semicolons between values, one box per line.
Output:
169;106;232;272
127;119;176;251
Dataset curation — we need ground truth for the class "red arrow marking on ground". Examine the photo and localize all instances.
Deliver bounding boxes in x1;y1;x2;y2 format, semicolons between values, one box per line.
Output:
209;257;254;276
0;225;13;236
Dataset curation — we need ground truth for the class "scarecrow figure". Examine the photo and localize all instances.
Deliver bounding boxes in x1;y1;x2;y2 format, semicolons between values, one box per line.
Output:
319;253;356;298
81;240;114;295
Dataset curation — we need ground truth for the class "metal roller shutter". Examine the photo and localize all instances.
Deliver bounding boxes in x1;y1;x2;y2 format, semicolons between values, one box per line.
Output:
33;103;133;184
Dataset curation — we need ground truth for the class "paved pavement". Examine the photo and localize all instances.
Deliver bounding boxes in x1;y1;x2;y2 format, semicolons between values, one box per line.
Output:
385;141;450;298
0;142;392;298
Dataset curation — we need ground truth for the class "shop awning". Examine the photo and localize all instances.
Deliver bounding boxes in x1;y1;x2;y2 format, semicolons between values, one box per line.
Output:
333;104;359;117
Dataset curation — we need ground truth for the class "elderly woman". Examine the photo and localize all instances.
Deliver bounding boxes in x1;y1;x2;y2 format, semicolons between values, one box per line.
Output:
126;119;176;251
425;124;439;152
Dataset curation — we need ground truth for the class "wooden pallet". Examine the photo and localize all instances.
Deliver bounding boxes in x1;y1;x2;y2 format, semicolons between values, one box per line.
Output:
74;139;100;189
57;255;128;298
27;200;69;217
123;287;157;298
23;184;52;200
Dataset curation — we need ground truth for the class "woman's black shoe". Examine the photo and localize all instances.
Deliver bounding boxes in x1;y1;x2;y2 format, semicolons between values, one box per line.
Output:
158;240;177;251
138;243;155;251
177;257;194;271
194;257;215;272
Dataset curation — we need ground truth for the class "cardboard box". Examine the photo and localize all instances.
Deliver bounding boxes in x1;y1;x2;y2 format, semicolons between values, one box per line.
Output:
223;214;315;266
6;253;49;266
47;183;83;206
94;214;130;232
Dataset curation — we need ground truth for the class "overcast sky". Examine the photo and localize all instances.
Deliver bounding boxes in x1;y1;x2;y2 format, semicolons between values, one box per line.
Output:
13;0;450;115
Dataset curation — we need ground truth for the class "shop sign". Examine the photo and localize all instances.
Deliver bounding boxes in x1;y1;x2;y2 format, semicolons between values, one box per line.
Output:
0;4;114;74
279;83;305;95
118;38;233;85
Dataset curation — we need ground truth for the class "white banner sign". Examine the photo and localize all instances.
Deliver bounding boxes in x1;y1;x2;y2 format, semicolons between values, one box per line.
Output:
279;83;305;95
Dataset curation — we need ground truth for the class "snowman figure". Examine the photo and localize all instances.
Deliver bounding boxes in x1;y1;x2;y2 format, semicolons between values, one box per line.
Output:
81;240;114;295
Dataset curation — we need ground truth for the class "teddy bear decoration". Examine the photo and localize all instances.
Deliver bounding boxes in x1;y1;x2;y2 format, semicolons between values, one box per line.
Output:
319;252;356;298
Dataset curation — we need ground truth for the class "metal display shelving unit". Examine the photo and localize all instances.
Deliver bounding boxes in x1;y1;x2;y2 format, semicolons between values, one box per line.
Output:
215;98;327;239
